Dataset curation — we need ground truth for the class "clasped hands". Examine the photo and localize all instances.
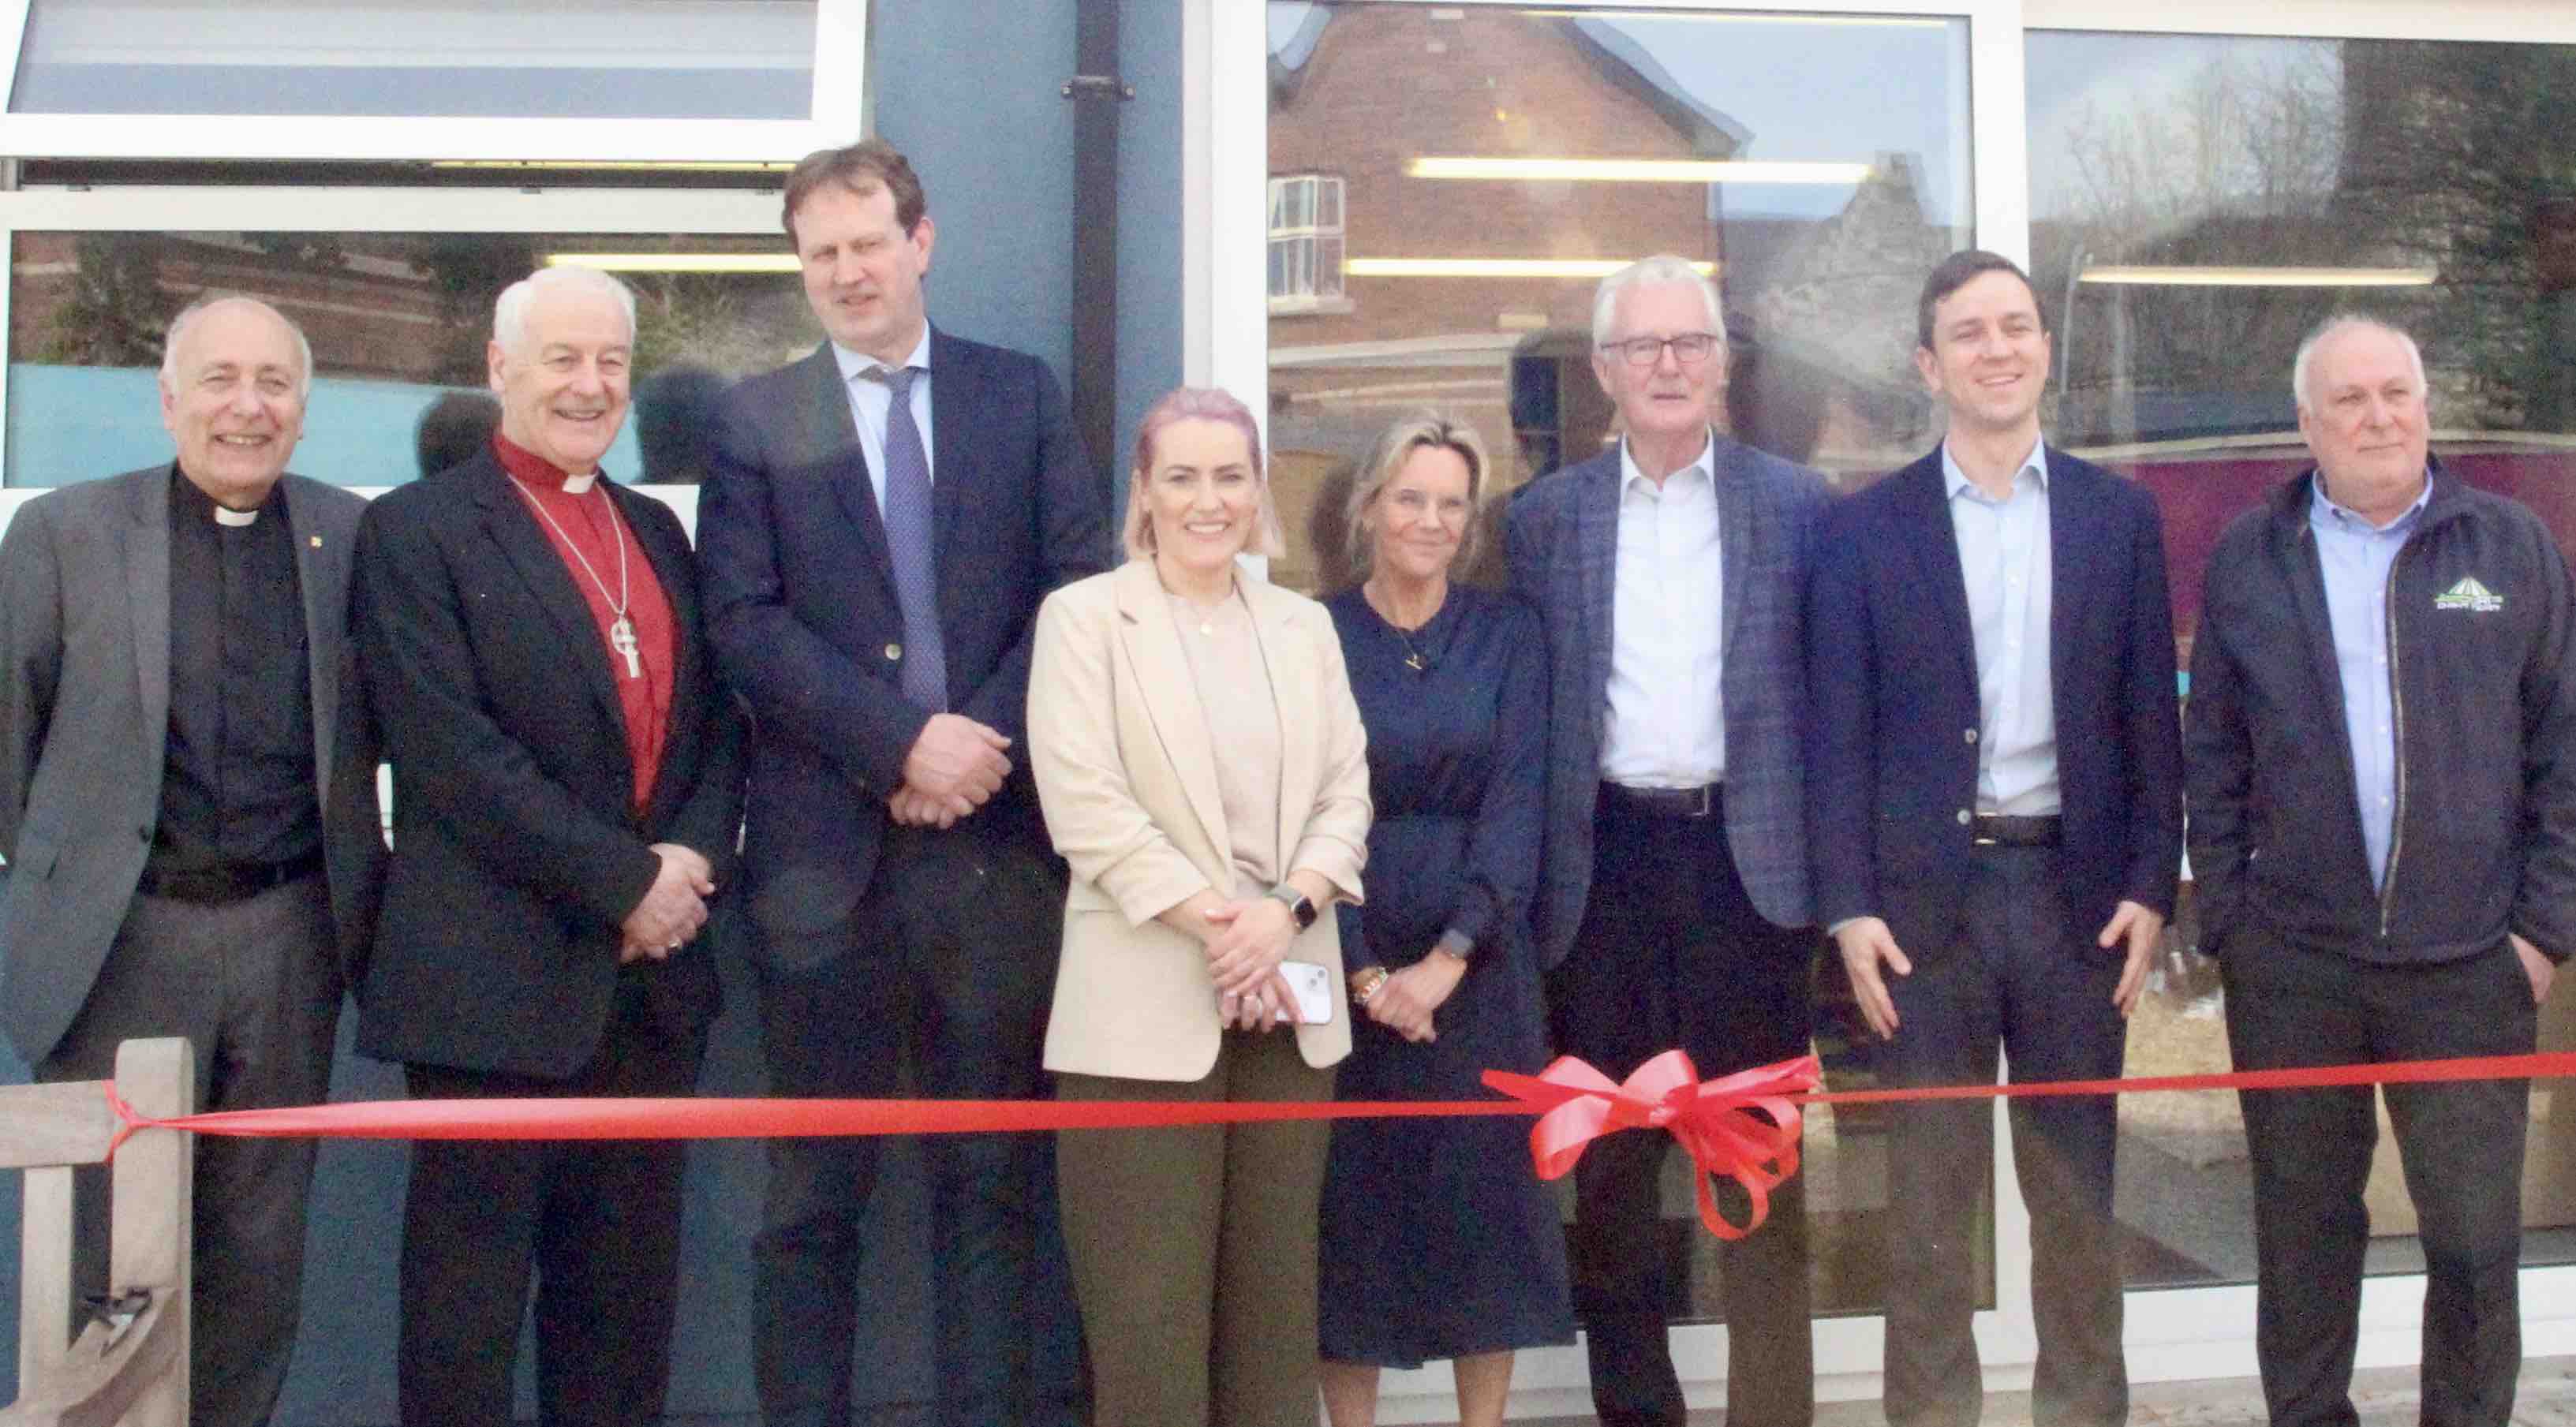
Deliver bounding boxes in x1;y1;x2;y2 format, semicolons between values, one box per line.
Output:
1185;894;1305;1033
888;712;1013;829
1354;951;1467;1044
1833;898;2167;1040
619;842;716;964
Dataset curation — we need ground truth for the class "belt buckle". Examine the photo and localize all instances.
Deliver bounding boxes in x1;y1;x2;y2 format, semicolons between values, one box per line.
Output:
1684;784;1713;819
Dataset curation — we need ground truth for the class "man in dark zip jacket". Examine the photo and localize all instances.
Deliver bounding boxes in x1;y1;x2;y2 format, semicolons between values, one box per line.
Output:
2185;314;2574;1427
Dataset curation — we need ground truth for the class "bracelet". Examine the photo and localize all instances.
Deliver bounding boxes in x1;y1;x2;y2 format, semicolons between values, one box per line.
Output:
1351;966;1389;1006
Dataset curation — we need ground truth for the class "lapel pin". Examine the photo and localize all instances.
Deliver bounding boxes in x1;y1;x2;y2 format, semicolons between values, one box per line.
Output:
308;535;323;548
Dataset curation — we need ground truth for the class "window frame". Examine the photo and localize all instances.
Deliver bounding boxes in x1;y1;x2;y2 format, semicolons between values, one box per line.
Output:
0;0;867;162
1266;172;1350;315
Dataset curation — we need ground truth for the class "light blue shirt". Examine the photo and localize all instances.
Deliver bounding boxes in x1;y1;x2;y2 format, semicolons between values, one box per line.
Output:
1944;439;2058;816
831;327;936;514
2309;473;2432;889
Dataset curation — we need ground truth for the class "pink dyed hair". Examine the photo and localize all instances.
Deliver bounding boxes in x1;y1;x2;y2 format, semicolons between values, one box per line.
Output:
1122;386;1284;559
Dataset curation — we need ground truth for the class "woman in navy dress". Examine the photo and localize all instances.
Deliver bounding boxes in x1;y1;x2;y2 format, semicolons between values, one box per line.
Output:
1317;412;1572;1427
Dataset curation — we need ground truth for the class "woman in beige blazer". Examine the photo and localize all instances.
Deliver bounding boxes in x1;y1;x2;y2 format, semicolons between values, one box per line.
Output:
1030;386;1370;1427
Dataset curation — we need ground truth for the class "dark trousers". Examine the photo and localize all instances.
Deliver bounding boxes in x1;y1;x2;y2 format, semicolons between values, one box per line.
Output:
397;978;705;1427
1547;792;1815;1427
751;824;1064;1427
1056;1032;1334;1427
1877;846;2129;1427
40;877;340;1427
2222;935;2537;1427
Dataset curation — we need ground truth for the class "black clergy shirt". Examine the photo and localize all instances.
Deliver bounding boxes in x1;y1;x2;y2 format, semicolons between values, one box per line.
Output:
146;468;320;877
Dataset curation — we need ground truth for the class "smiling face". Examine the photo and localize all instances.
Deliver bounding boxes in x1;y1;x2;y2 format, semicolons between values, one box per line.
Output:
160;298;307;508
1593;279;1725;452
794;181;936;367
1365;443;1473;587
2300;322;2431;522
488;282;631;476
1916;267;2051;441
1135;417;1261;582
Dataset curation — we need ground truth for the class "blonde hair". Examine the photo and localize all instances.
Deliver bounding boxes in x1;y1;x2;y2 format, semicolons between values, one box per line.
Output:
1121;386;1285;561
1343;409;1490;580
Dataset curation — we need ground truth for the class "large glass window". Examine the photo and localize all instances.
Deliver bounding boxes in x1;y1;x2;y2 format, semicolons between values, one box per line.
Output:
1266;0;1975;1322
10;0;820;119
6;230;811;486
2027;28;2576;1287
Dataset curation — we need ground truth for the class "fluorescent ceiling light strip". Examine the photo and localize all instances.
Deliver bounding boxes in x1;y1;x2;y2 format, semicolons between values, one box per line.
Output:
546;252;798;273
1408;156;1872;185
435;159;792;172
1346;257;1715;279
2079;265;2440;287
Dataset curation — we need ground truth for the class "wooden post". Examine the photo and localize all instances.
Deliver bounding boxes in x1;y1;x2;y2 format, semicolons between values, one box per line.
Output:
107;1037;193;1427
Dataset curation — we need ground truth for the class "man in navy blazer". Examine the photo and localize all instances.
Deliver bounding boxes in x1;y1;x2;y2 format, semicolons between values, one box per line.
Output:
1507;254;1828;1427
696;139;1110;1427
1806;251;2182;1427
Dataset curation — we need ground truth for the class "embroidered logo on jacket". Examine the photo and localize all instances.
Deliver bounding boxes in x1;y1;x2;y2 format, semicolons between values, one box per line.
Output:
2434;577;2505;613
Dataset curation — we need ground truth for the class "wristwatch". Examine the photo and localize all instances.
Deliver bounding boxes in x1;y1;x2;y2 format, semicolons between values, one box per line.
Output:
1265;883;1318;931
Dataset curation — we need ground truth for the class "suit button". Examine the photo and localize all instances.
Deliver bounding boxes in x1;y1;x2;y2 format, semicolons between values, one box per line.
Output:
137;825;151;842
1956;809;1972;826
884;643;902;661
1965;728;1979;745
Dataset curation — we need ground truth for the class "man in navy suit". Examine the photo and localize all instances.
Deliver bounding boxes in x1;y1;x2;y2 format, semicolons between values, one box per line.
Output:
697;139;1110;1427
1806;250;2182;1427
1506;253;1828;1427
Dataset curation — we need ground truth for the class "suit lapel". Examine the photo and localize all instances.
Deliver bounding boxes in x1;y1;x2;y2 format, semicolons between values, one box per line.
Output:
281;477;341;809
473;458;632;763
122;471;173;770
1896;456;1980;697
1243;579;1309;875
1112;562;1230;870
796;345;900;606
614;486;698;824
1714;439;1753;664
1578;454;1618;734
2045;451;2098;695
926;328;973;585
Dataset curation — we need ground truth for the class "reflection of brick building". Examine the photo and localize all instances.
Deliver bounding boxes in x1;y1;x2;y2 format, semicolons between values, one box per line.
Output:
12;231;478;383
1265;7;1731;588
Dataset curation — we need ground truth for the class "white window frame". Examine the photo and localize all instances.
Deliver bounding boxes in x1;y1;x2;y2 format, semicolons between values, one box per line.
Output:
1267;172;1351;315
1195;1;2576;1420
0;0;866;162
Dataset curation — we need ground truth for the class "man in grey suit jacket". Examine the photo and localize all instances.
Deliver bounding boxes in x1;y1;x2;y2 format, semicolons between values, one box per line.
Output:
0;294;383;1427
1506;255;1827;1427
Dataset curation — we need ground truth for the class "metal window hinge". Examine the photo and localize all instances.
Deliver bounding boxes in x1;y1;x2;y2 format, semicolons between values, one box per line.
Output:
1062;74;1134;101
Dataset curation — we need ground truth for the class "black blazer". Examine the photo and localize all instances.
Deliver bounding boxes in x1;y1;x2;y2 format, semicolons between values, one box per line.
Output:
1805;446;2182;954
350;450;746;1079
696;330;1109;969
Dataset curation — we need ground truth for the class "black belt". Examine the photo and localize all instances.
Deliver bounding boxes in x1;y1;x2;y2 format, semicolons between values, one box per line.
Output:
137;849;323;905
1599;782;1718;820
1971;814;2061;848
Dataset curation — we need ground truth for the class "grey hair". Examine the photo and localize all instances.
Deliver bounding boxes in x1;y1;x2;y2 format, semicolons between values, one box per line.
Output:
1343;409;1490;580
2292;313;2427;413
160;293;312;399
1591;254;1725;352
492;265;638;357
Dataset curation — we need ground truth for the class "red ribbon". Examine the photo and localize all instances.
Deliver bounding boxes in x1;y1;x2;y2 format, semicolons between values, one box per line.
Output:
99;1049;2576;1242
1481;1050;1819;1240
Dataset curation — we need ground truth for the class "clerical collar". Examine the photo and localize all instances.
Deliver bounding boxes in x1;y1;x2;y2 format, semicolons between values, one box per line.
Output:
170;464;275;527
493;432;601;493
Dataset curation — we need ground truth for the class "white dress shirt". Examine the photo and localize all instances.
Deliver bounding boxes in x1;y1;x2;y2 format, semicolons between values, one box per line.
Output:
832;327;937;514
1943;438;2058;816
1601;432;1725;786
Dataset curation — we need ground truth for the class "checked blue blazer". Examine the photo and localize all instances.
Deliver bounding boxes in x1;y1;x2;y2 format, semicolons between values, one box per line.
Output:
1505;437;1830;967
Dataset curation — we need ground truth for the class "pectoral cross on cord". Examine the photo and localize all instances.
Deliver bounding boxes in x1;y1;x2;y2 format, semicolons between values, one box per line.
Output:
610;617;641;679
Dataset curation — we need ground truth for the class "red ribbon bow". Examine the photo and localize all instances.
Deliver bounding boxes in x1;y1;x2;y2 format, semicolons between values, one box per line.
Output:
1482;1050;1820;1240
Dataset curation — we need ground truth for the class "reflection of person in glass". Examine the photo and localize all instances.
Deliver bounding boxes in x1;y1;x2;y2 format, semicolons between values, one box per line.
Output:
1806;250;2183;1427
1030;387;1370;1427
0;293;383;1427
1505;255;1828;1427
2186;314;2570;1427
350;265;746;1427
1316;411;1572;1427
413;388;499;480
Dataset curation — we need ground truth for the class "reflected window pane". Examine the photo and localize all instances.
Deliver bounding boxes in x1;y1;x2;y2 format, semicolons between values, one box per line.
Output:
12;0;817;119
2027;28;2576;1287
8;231;817;486
1267;0;1973;1324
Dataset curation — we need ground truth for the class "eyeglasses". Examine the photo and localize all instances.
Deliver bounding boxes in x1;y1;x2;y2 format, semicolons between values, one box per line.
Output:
1600;332;1720;368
